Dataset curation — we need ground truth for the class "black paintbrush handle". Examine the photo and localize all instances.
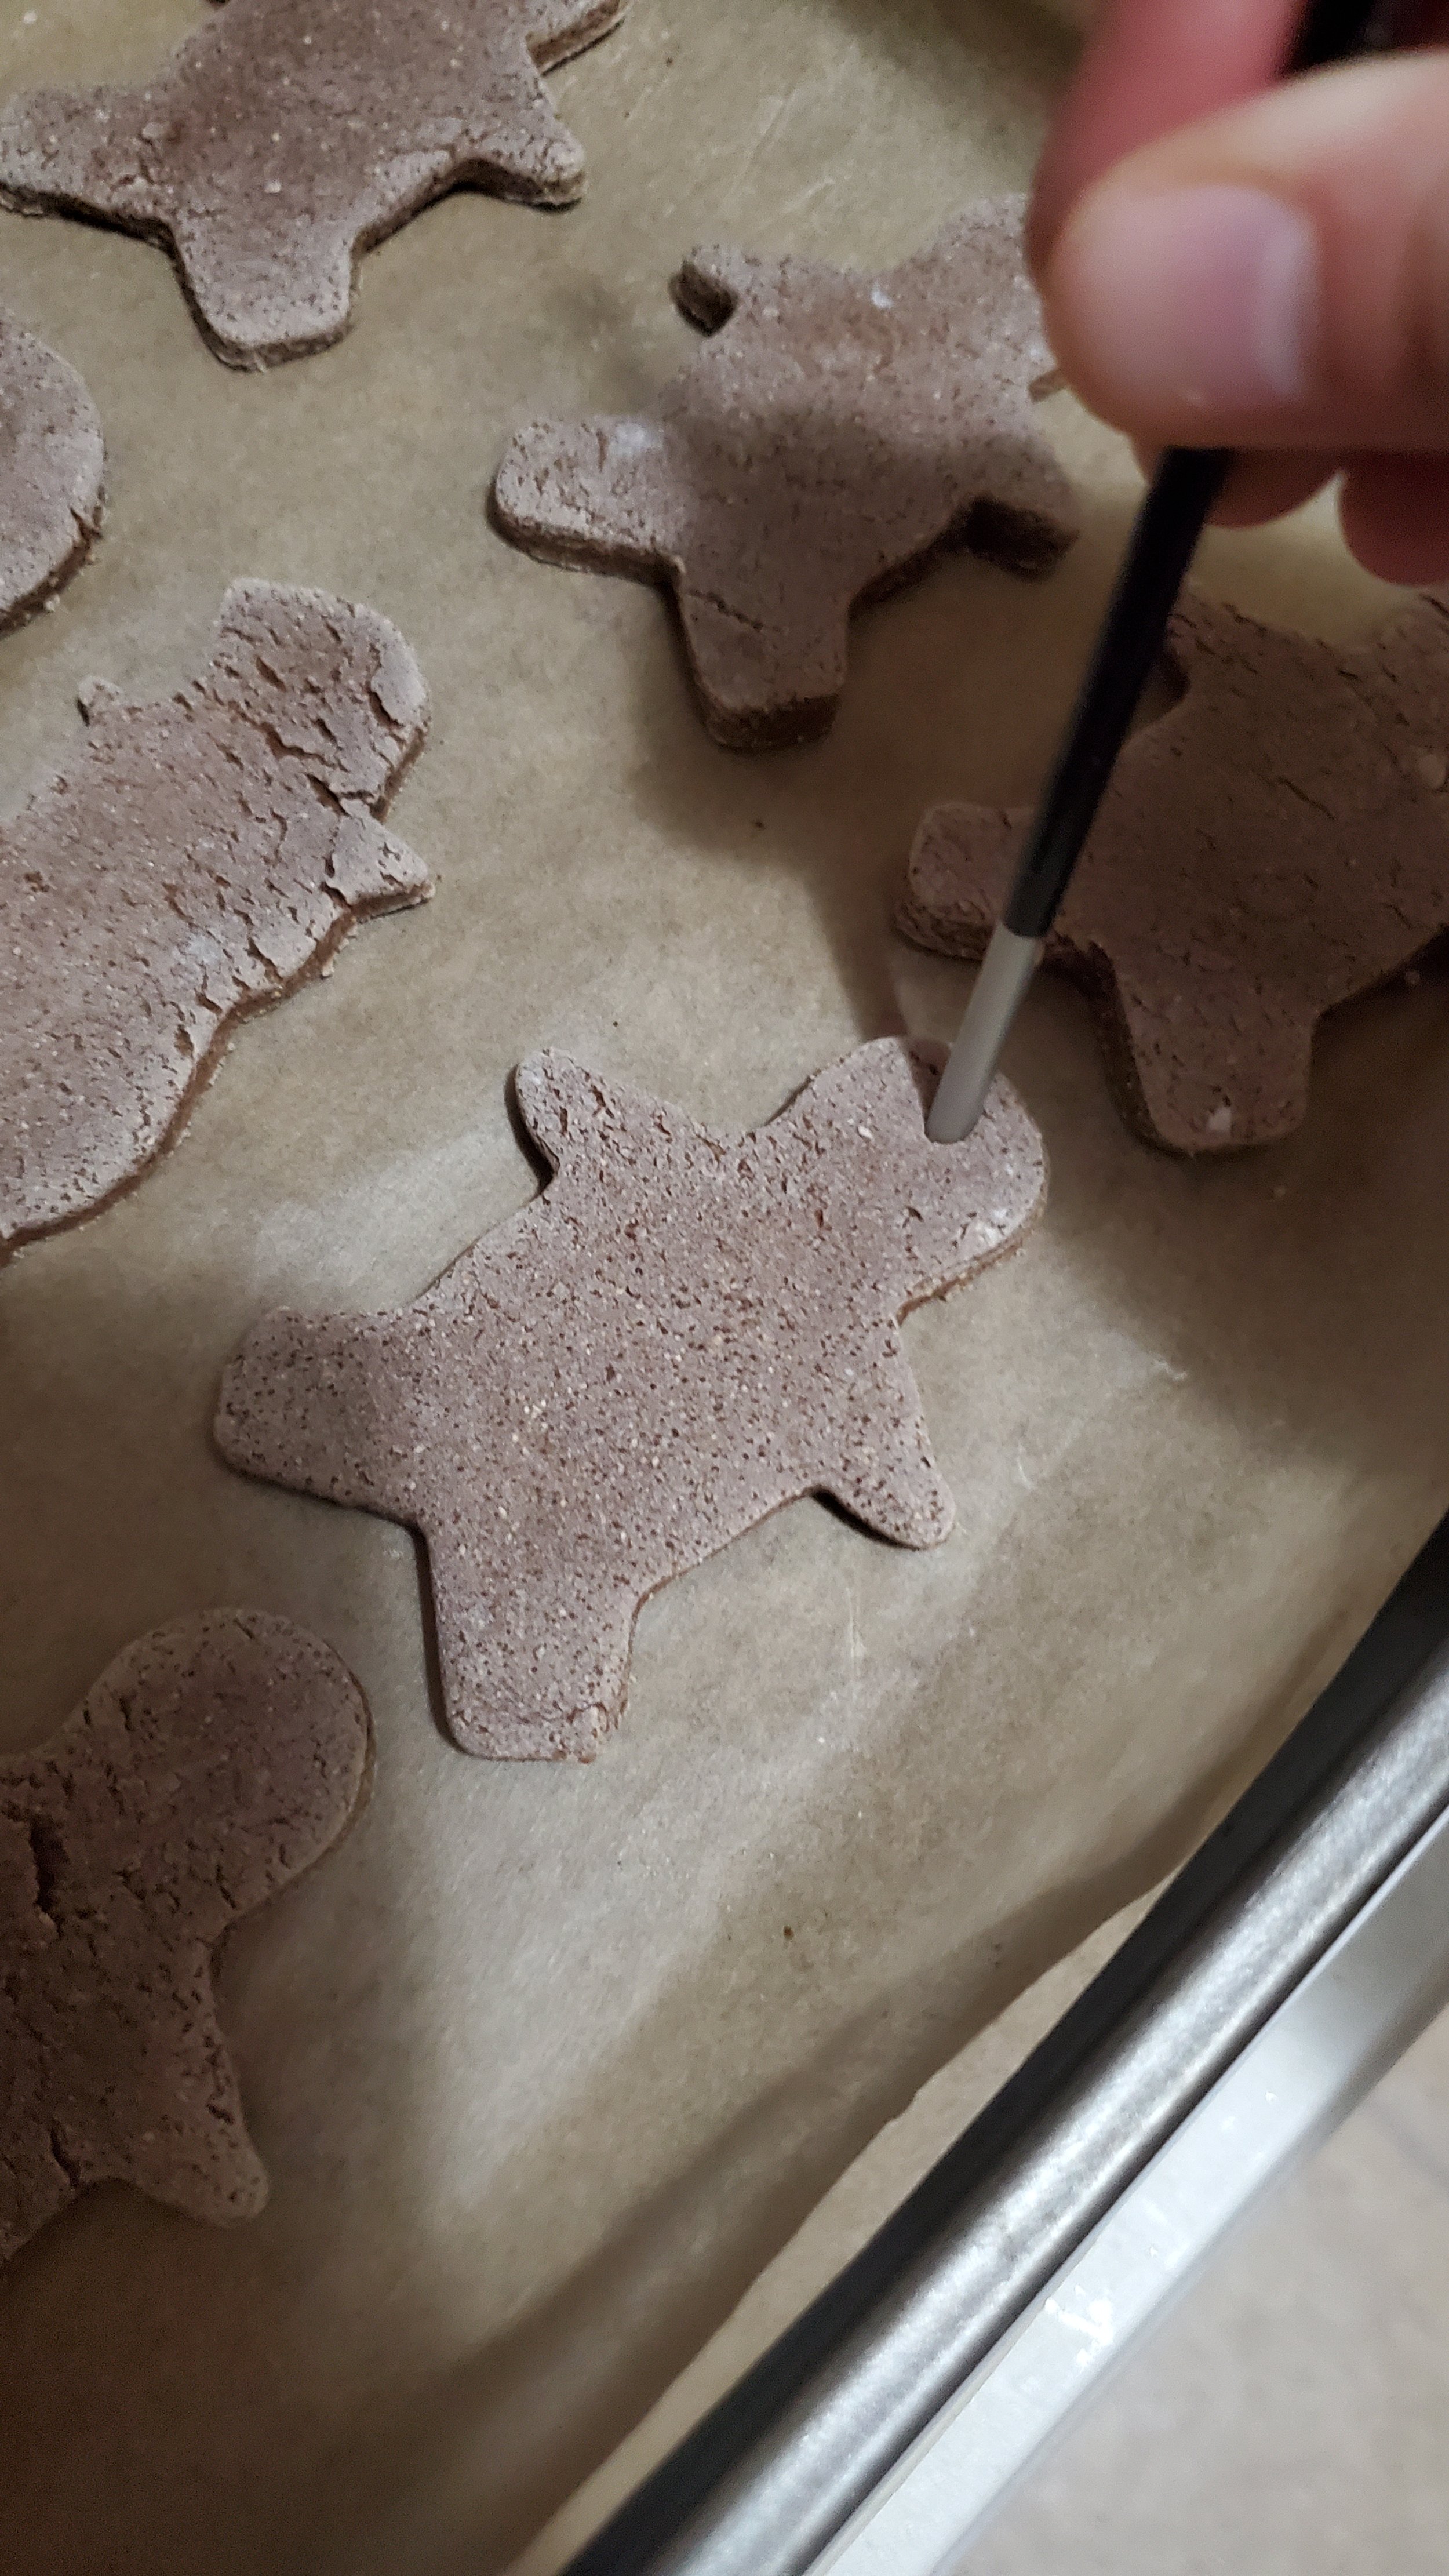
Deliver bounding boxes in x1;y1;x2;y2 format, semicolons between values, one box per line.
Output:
1001;0;1386;945
1002;443;1232;938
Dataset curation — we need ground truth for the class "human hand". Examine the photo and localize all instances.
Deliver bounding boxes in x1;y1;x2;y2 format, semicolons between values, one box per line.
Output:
1028;1;1449;580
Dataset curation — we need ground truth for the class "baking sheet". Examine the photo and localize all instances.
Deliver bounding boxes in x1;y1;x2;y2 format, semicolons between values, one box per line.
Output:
2;3;1448;2572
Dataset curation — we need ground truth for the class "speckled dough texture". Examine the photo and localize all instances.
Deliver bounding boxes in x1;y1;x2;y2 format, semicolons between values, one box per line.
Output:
0;308;103;631
492;198;1078;747
216;1039;1047;1759
0;1610;370;2266
0;578;431;1262
899;589;1449;1154
0;0;631;368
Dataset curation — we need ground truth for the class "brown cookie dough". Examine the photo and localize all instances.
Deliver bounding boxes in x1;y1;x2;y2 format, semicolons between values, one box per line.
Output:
0;310;103;633
0;580;431;1263
492;199;1077;747
0;0;631;369
216;1039;1046;1760
0;1610;370;2265
899;589;1449;1154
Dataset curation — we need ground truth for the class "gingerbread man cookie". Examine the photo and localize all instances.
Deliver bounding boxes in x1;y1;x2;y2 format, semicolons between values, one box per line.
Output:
0;310;103;634
1;1611;370;2265
0;0;631;367
216;1039;1046;1760
899;590;1449;1153
493;199;1077;747
0;580;431;1262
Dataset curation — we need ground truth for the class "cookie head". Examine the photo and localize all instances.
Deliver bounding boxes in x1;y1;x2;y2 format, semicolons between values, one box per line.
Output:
30;1613;371;1945
778;1038;1048;1308
201;580;429;802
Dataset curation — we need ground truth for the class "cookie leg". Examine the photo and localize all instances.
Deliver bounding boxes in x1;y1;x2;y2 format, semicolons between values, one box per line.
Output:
99;1996;271;2227
429;1555;639;1760
1111;970;1317;1154
676;587;850;749
170;205;358;366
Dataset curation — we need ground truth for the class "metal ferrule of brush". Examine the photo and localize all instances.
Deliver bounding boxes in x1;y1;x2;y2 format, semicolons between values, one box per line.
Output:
924;920;1042;1143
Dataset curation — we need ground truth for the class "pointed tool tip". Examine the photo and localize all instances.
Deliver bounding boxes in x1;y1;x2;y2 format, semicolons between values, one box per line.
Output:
927;922;1042;1144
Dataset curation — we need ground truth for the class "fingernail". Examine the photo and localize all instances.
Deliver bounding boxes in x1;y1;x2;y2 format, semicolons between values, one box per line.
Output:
1053;183;1321;420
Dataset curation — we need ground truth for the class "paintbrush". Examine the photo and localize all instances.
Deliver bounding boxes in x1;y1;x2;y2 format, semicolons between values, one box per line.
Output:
928;0;1393;1143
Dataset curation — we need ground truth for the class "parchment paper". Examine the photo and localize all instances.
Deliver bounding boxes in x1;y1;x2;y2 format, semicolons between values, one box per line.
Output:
2;3;1447;2572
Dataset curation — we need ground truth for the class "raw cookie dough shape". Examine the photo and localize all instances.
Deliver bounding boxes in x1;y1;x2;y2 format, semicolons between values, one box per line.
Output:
216;1038;1047;1760
898;589;1449;1154
0;580;431;1263
0;0;632;368
0;309;104;632
492;198;1079;748
0;1610;370;2265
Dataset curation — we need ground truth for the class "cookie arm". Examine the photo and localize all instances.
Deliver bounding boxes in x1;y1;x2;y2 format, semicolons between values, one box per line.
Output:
457;43;587;207
1155;590;1320;701
493;416;671;573
0;86;161;225
673;245;776;332
897;803;1023;960
512;1050;659;1178
214;1310;417;1518
525;0;629;70
326;812;431;911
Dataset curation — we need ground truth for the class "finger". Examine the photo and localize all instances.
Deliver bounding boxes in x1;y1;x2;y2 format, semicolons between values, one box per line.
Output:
1338;452;1449;581
1130;441;1337;527
1130;442;1337;519
1029;0;1302;269
1210;449;1339;525
1040;53;1449;454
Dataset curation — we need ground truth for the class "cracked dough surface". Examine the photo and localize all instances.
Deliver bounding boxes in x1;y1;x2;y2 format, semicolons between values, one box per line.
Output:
0;306;103;632
0;579;431;1261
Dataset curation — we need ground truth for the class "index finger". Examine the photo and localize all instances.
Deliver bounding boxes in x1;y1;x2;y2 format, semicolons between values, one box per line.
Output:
1028;0;1307;268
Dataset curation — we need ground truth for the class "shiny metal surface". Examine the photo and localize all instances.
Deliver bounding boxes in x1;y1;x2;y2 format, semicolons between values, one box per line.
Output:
645;1646;1449;2576
925;925;1041;1144
559;1521;1449;2576
823;1777;1449;2575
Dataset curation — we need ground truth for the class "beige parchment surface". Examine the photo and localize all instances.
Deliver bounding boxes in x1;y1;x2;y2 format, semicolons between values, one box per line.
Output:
1;4;1448;2573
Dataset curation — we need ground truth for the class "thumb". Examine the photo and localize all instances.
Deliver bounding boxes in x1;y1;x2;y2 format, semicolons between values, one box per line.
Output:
1039;51;1449;456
